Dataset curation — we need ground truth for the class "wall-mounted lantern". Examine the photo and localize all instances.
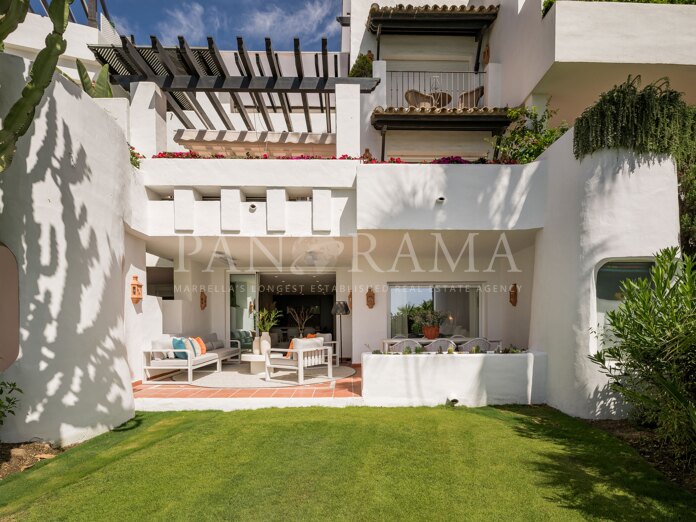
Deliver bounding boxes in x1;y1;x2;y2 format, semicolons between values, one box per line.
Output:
366;287;375;309
130;275;143;304
200;290;208;311
509;283;518;307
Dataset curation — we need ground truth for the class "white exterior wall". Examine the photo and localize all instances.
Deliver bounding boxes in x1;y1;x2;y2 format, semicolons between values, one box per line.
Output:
0;54;134;445
528;130;680;419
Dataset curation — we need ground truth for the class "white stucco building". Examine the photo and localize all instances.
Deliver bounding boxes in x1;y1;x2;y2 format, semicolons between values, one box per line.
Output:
0;1;687;444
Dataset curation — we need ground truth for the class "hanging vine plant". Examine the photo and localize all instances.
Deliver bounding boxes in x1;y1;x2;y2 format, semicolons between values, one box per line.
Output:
574;75;696;255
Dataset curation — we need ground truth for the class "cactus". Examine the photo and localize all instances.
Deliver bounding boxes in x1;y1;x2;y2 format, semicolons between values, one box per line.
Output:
77;58;112;98
0;0;73;172
0;0;30;52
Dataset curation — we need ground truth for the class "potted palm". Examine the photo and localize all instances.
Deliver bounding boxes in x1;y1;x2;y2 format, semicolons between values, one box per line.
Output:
256;309;281;356
412;309;448;339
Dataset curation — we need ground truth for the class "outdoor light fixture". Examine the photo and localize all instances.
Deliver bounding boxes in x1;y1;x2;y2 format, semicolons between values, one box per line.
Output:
130;275;143;304
436;196;446;204
509;283;518;307
249;203;257;212
331;301;351;363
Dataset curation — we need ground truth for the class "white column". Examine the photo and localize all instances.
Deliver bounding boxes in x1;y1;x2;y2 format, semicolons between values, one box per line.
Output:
130;82;167;157
220;188;242;232
312;189;332;233
484;62;503;108
360;60;387;157
266;188;287;232
336;83;361;157
174;188;201;232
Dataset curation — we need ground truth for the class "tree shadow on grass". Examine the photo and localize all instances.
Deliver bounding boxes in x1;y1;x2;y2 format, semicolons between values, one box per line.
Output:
488;405;696;521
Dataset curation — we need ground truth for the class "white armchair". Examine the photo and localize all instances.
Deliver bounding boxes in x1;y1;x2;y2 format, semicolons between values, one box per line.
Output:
265;338;332;385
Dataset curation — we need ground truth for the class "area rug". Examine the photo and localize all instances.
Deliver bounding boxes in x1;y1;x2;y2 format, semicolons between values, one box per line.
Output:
170;363;356;388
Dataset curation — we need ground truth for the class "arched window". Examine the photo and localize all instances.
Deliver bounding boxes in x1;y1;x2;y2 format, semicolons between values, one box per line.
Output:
596;260;653;348
0;243;19;371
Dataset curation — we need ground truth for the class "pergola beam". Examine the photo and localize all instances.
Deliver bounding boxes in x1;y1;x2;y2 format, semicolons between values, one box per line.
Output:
151;36;214;130
294;38;312;133
237;37;274;132
265;38;293;132
178;36;235;131
207;37;253;131
120;36;195;129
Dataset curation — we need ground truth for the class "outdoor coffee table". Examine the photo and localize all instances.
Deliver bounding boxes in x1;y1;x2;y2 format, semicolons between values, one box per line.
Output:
241;353;266;375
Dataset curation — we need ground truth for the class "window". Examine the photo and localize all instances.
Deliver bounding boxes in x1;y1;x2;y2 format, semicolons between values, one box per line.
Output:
596;261;653;343
389;284;480;338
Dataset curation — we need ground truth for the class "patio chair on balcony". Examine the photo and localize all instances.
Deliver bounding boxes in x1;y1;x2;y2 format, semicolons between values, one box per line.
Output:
426;339;456;353
391;339;421;353
459;337;492;353
458;86;485;108
405;89;435;109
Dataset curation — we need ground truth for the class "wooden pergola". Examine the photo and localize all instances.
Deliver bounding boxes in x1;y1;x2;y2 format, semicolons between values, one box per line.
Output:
89;36;380;134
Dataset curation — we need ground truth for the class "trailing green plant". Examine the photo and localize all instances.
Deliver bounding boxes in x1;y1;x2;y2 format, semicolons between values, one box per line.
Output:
492;106;568;164
256;308;282;333
574;75;696;255
0;0;73;173
589;247;696;470
0;380;21;429
348;53;372;78
76;58;112;98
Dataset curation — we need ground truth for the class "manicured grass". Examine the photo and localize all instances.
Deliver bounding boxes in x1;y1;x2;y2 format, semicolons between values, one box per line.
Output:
0;406;694;521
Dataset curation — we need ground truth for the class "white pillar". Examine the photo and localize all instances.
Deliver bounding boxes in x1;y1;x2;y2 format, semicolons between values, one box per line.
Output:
336;83;361;157
266;188;287;232
174;188;201;232
130;82;167;157
220;188;242;232
484;62;502;108
312;189;332;233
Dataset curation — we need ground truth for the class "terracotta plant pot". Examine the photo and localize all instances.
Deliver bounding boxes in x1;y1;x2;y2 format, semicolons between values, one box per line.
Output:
422;326;440;339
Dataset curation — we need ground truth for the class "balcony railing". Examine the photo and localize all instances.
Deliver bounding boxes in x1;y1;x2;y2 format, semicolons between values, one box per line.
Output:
387;71;485;109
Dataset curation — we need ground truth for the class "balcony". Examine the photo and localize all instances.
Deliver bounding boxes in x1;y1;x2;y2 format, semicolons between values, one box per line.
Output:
386;71;485;110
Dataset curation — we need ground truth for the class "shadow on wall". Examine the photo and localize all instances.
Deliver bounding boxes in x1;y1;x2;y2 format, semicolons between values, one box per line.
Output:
0;74;134;444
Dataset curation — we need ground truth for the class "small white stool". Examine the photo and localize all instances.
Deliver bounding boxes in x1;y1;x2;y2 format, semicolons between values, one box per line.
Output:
241;353;266;375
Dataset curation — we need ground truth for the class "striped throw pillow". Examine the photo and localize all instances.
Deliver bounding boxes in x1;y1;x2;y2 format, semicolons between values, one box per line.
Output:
187;338;201;357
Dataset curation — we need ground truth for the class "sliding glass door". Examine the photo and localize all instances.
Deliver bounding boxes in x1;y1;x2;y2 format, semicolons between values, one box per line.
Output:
228;274;258;335
389;284;481;338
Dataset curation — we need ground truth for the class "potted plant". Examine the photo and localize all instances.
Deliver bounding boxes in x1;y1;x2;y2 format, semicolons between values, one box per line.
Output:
412;309;448;339
256;309;281;356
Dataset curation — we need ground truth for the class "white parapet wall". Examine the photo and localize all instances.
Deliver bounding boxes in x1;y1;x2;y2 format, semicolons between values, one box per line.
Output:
361;352;547;407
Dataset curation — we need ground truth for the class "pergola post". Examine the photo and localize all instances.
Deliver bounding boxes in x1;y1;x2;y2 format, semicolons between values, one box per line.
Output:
130;82;167;158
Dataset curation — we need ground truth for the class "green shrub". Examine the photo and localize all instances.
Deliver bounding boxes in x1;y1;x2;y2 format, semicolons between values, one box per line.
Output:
574;75;696;255
492;106;568;164
0;381;21;430
590;247;696;469
349;54;372;78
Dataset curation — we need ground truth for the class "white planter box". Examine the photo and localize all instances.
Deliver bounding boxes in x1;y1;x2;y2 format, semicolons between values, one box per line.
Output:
361;352;547;407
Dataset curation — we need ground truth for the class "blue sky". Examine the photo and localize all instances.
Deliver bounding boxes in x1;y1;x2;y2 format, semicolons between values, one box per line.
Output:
106;0;342;51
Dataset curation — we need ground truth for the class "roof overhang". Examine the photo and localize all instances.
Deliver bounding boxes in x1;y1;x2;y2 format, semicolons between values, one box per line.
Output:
371;107;511;134
366;4;499;37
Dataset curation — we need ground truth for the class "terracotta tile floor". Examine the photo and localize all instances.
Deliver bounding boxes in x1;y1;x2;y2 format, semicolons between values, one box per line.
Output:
133;365;362;399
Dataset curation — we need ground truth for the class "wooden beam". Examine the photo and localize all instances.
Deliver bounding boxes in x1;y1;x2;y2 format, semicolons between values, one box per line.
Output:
107;74;380;94
294;38;312;133
152;36;214;130
265;38;293;132
237;37;274;132
120;36;194;129
314;53;324;113
207;37;253;131
322;38;331;133
255;53;278;113
178;36;235;131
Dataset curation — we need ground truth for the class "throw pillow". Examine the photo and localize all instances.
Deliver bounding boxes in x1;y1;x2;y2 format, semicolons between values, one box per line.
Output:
172;337;189;360
187;338;200;357
194;337;207;354
284;339;294;359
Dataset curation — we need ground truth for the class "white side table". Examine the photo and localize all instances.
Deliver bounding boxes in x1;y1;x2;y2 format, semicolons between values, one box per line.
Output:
241;353;266;375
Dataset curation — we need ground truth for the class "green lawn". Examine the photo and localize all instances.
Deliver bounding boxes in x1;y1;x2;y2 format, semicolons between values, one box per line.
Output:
0;406;694;521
